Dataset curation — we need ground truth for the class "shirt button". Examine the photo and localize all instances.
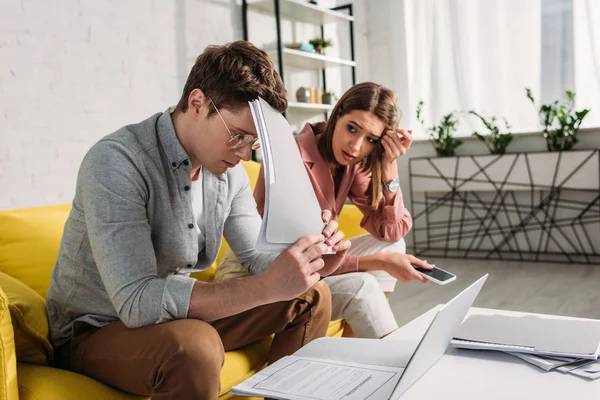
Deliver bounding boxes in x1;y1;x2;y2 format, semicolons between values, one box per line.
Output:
184;186;190;191
183;160;189;166
188;223;194;229
171;162;177;167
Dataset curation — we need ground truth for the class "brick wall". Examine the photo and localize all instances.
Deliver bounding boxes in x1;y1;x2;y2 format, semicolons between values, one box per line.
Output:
0;0;242;208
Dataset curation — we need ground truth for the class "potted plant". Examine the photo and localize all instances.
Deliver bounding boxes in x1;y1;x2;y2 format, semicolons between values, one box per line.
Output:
309;37;332;55
416;101;463;157
322;90;336;105
469;111;513;155
526;88;590;151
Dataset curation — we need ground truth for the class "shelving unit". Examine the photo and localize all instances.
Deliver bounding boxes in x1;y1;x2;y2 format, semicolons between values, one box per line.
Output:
246;0;354;24
242;0;356;119
268;48;357;70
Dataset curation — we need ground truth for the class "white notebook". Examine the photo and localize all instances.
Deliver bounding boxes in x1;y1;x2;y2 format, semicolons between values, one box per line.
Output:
249;97;327;252
452;314;600;360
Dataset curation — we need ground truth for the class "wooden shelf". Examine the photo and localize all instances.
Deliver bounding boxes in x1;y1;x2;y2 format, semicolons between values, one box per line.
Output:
270;48;356;69
247;0;354;24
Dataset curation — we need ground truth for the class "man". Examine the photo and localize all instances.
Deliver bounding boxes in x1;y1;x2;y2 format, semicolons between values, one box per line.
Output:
46;41;350;399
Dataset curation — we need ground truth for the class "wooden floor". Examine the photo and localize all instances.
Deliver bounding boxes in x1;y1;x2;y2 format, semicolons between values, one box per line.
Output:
389;257;600;327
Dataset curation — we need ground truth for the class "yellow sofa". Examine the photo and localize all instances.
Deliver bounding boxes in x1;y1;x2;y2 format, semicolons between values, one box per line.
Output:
0;160;367;400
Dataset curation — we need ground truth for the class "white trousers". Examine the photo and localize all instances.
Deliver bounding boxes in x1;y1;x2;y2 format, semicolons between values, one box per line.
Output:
214;235;406;338
322;235;405;338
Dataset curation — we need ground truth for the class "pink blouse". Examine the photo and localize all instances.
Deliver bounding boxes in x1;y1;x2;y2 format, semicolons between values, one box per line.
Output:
254;122;412;275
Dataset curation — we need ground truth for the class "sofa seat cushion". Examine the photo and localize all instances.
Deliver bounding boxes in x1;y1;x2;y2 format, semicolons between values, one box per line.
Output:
0;286;18;400
0;204;71;298
17;363;146;400
0;271;53;367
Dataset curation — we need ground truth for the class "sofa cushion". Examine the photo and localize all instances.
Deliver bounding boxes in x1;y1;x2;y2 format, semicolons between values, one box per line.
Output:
17;363;146;400
338;203;368;239
0;204;71;298
0;286;18;400
0;271;53;366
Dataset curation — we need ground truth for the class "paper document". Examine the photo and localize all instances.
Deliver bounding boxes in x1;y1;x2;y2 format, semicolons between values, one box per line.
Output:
249;98;330;253
506;352;580;371
556;359;596;373
231;356;403;400
505;352;600;380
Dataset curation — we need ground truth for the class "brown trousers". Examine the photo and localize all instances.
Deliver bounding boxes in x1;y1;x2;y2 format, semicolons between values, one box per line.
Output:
55;281;331;400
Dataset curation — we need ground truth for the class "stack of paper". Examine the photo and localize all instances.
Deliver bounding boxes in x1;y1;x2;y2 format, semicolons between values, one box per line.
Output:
506;353;600;380
451;314;600;380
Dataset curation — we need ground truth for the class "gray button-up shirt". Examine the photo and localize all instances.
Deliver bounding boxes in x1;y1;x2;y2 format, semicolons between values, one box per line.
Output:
46;110;276;347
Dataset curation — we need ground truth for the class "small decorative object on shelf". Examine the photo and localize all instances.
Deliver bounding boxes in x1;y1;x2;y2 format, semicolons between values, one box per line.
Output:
416;101;463;157
526;88;590;152
296;87;310;103
322;90;336;105
285;42;317;53
308;87;321;103
308;37;332;55
470;111;513;155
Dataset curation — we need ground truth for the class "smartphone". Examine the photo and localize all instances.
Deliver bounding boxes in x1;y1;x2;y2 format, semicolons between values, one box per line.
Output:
413;265;456;285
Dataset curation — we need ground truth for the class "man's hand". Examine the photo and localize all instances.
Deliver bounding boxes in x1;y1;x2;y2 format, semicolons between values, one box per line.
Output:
360;253;432;284
320;209;351;276
261;234;329;301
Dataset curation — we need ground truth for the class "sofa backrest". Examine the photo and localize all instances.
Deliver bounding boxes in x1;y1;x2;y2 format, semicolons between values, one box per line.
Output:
0;204;71;298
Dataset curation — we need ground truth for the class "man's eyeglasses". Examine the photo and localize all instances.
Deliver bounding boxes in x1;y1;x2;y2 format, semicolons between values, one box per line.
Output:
208;97;260;150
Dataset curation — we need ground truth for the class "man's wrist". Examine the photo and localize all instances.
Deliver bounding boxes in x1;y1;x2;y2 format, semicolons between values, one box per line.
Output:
250;273;281;304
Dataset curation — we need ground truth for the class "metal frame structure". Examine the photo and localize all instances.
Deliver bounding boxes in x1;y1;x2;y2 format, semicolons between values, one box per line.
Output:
409;149;600;264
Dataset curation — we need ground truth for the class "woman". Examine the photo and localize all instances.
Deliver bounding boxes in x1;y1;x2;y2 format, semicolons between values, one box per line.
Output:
215;82;431;338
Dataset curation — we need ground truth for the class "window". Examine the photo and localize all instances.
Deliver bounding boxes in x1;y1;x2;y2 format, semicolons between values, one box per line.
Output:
401;0;599;139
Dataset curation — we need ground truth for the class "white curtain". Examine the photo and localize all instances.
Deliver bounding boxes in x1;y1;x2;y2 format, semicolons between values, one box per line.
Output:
541;0;574;104
402;0;542;139
574;0;600;127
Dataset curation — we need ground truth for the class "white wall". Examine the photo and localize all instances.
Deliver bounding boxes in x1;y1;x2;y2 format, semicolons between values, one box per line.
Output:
0;0;242;209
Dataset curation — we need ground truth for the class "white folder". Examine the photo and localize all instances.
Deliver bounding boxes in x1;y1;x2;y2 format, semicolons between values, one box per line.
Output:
249;98;326;252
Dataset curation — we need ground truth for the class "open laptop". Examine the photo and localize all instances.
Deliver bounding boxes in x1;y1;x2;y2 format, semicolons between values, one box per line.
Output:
232;275;488;399
389;274;488;398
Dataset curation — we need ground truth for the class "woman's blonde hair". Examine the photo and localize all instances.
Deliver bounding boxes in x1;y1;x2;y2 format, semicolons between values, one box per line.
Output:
317;82;400;209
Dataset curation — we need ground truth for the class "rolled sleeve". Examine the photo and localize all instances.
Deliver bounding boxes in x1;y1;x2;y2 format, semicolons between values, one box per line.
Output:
349;169;413;242
223;166;278;276
158;275;197;323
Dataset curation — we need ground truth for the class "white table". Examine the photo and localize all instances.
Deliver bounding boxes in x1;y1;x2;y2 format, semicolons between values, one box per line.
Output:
386;306;600;400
